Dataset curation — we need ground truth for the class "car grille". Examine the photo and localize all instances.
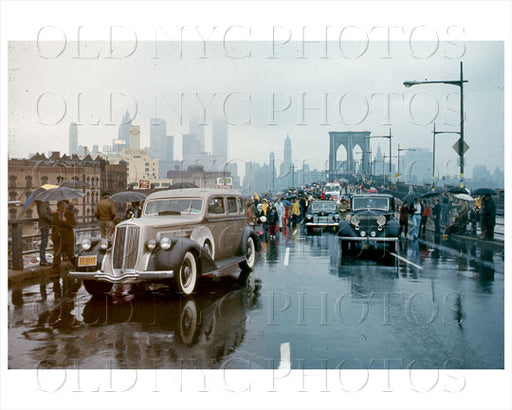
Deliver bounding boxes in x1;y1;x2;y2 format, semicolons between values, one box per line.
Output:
113;225;140;271
314;215;330;223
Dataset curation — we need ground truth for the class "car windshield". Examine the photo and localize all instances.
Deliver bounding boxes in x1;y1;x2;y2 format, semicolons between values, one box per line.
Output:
311;201;337;212
144;198;203;216
352;197;389;211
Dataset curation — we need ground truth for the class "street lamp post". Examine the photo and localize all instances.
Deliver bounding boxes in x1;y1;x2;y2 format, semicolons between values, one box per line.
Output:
431;123;460;189
366;128;393;187
397;145;416;183
404;62;468;187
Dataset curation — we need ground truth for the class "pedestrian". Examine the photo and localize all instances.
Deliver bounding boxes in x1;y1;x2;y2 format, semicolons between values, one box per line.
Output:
432;198;441;235
94;192;116;238
126;201;142;219
411;197;422;239
441;193;450;224
398;201;409;238
291;199;301;226
51;200;77;274
420;200;431;236
480;194;496;240
35;200;53;266
267;201;279;240
469;205;479;235
275;198;285;232
245;200;256;226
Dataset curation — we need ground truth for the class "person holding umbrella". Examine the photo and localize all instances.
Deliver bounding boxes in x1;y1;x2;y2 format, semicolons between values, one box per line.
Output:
36;200;53;266
126;202;142;219
480;194;496;240
95;192;116;238
52;200;77;275
432;198;441;236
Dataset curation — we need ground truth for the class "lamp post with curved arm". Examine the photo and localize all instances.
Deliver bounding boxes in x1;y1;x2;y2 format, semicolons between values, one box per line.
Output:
431;123;460;190
366;128;392;187
397;145;416;183
404;62;468;187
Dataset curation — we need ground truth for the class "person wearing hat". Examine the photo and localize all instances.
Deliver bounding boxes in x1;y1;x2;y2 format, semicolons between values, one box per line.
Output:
94;192;116;238
51;200;77;275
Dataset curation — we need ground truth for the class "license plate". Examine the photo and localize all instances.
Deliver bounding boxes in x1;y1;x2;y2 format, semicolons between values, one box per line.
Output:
78;255;97;267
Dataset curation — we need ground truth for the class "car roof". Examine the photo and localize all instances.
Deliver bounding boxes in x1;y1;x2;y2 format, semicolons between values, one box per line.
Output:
351;194;394;198
146;188;242;201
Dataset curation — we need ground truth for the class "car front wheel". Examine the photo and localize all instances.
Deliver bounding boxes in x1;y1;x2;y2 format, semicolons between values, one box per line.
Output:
175;252;197;295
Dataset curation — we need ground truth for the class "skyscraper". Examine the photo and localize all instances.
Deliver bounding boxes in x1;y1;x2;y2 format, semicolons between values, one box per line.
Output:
269;151;276;192
279;134;292;188
212;120;228;166
69;122;78;155
118;111;132;149
150;118;166;159
189;116;206;153
130;125;140;150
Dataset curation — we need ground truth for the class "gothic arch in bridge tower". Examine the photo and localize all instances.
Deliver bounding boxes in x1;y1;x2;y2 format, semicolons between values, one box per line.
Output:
328;131;371;180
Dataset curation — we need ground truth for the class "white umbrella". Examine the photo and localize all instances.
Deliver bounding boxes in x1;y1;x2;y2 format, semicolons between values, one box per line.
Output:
454;193;474;202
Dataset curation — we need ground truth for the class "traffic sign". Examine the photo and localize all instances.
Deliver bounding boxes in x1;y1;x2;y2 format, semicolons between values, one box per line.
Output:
452;139;469;156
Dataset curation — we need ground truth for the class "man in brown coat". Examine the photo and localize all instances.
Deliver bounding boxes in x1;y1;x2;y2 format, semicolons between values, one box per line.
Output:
95;192;116;238
52;200;77;274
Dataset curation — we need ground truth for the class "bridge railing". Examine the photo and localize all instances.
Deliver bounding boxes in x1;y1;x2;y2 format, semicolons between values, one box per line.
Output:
8;216;101;271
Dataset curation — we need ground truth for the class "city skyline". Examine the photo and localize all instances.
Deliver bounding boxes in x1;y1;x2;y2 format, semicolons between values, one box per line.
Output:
8;41;504;180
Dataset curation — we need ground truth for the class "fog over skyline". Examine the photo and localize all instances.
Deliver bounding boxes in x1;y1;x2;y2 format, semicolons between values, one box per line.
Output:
8;40;503;176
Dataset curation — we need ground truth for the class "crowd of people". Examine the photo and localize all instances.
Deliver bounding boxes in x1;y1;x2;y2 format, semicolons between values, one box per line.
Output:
398;193;497;241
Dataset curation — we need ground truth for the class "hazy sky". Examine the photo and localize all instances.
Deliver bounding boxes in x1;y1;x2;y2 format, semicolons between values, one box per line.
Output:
8;40;503;177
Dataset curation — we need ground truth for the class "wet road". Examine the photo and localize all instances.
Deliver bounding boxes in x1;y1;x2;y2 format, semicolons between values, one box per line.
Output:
8;227;504;370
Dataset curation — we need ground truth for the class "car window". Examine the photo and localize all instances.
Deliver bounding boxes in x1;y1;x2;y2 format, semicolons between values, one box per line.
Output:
352;197;389;211
144;198;203;215
227;197;238;214
208;197;225;215
237;198;244;214
311;201;337;212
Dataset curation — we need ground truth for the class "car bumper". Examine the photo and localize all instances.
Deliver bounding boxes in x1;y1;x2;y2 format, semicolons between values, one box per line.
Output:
338;236;398;243
68;269;175;284
306;222;339;228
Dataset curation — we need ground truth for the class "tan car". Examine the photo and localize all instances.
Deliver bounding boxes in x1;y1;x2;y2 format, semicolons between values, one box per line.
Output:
69;189;260;296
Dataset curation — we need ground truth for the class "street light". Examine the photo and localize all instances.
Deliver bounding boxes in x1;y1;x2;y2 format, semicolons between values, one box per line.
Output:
431;123;460;189
366;128;393;187
397;145;416;183
403;62;468;187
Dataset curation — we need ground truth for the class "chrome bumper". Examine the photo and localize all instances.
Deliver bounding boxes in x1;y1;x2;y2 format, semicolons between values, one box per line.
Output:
338;236;398;242
306;222;338;227
68;269;175;284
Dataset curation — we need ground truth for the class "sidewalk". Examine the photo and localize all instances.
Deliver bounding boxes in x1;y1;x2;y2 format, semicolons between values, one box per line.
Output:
8;261;73;286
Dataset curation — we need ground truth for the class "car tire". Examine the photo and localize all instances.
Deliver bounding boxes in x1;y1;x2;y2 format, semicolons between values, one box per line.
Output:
83;280;113;296
306;226;313;235
175;251;198;296
239;236;256;271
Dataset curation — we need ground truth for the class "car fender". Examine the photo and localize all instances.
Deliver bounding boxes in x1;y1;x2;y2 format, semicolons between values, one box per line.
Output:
238;226;261;255
385;220;400;236
337;220;358;238
76;237;108;270
151;237;216;275
189;225;215;259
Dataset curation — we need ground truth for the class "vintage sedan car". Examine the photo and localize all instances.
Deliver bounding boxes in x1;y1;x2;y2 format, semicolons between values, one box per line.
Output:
337;194;399;255
69;188;261;296
304;200;340;234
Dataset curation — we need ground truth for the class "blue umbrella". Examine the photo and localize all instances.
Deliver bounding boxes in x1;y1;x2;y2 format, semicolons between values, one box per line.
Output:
282;199;292;206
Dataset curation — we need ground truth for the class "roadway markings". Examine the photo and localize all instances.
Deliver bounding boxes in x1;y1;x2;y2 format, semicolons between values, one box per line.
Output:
389;252;423;270
283;247;290;266
278;342;291;370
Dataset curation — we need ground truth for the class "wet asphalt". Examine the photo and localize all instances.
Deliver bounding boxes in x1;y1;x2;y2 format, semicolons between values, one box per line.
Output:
8;225;504;369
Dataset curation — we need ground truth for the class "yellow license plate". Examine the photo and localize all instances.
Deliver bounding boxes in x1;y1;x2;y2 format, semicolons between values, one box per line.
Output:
78;255;97;267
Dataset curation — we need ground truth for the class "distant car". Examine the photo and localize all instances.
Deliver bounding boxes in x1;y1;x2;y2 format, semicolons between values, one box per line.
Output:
69;189;261;296
337;194;399;255
304;200;340;234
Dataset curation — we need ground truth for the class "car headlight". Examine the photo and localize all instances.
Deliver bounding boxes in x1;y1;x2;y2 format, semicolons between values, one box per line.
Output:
360;230;367;237
370;231;377;237
377;215;387;226
351;215;360;226
100;238;109;250
160;236;172;250
147;239;157;251
81;238;91;251
333;214;339;220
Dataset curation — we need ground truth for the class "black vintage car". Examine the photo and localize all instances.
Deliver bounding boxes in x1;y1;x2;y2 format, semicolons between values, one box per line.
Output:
337;194;399;256
304;200;340;234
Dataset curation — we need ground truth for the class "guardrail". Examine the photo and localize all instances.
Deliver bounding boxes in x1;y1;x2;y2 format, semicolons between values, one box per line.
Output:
8;216;101;271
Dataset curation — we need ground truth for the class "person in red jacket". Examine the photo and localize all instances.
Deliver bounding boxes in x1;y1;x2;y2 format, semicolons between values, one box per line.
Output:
420;200;431;236
398;201;409;238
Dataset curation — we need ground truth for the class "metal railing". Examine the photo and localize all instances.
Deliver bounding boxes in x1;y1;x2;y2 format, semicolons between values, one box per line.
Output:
8;216;101;271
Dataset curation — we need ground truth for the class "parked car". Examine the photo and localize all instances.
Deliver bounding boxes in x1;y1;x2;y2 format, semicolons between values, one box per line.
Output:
304;200;340;234
337;194;399;256
69;188;261;296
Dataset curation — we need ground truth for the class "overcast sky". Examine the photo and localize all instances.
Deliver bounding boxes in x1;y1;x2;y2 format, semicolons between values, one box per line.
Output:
8;40;503;177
